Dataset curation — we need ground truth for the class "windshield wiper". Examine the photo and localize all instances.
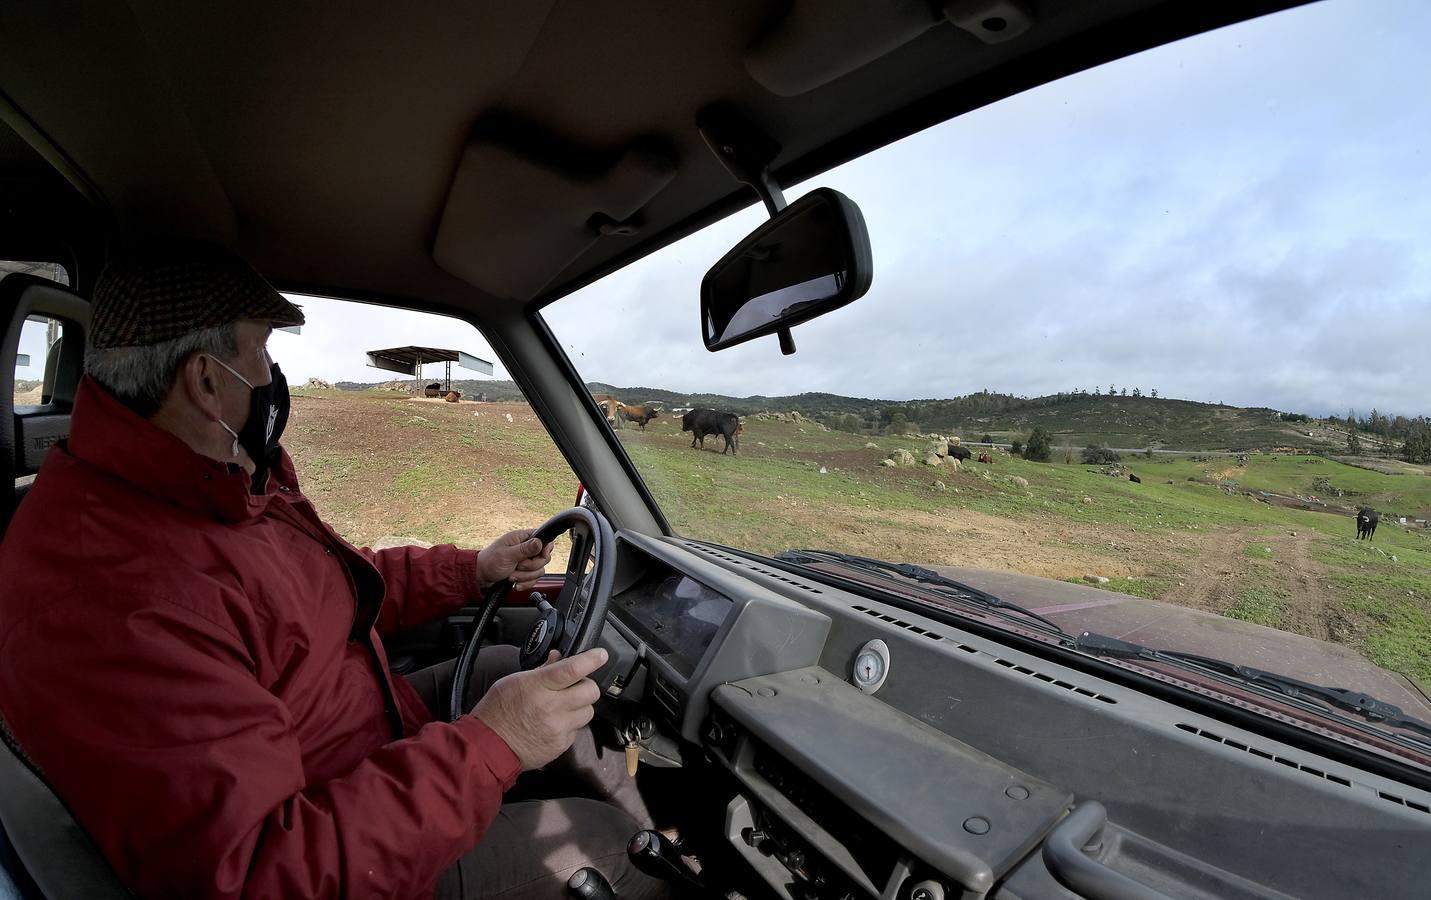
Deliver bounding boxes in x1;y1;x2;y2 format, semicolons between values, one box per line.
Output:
776;548;1068;635
1074;631;1431;741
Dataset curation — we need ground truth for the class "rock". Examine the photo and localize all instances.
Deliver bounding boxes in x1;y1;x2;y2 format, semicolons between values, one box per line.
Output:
926;441;949;458
922;451;943;466
472;412;480;417
945;457;962;471
933;480;947;492
1083;575;1110;584
1263;547;1272;554
1391;554;1399;563
1289;531;1296;537
865;442;880;449
949;436;961;446
880;459;897;467
889;448;916;467
303;377;333;389
1082;496;1093;505
504;413;513;423
1010;476;1029;489
818;466;828;474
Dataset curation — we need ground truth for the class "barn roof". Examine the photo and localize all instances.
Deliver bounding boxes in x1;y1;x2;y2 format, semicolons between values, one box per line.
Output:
365;345;493;376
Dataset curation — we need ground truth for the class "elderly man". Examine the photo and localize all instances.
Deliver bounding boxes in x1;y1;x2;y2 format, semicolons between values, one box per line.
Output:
0;243;660;899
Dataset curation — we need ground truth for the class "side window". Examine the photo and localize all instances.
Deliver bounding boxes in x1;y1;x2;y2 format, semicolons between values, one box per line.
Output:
4;261;72;407
270;295;577;561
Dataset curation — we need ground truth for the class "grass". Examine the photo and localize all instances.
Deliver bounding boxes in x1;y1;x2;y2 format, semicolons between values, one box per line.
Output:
1224;585;1288;628
282;394;1431;693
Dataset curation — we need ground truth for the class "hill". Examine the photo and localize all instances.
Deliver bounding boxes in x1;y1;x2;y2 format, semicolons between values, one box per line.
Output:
330;380;1356;451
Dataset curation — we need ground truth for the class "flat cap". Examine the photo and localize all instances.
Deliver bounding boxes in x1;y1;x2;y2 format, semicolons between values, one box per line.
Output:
91;241;305;349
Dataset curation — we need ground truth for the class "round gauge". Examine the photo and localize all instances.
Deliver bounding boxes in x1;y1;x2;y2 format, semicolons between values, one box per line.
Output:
852;639;891;693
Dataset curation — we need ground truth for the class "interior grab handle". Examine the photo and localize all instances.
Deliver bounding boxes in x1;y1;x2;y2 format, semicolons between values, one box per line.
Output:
1041;802;1174;900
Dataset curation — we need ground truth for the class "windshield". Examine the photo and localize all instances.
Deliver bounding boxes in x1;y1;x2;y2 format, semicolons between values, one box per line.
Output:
543;0;1431;743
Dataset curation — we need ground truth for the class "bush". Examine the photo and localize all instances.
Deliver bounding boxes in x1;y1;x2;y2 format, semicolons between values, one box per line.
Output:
1081;444;1122;465
1025;427;1053;462
1010;440;1024;456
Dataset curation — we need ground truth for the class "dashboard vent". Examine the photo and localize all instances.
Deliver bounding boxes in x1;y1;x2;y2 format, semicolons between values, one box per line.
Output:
1168;723;1430;806
992;657;1117;704
681;543;824;593
850;605;948;643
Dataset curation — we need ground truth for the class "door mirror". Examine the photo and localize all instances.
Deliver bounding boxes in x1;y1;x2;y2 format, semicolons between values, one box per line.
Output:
701;187;873;352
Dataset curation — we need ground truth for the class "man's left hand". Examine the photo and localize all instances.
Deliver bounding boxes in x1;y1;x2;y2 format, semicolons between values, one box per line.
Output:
477;529;554;591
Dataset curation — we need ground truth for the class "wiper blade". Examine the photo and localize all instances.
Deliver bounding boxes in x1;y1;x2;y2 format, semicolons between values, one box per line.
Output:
1074;632;1431;741
776;548;1068;635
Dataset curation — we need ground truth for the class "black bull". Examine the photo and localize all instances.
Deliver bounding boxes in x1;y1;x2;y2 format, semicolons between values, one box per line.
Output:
682;409;742;455
1356;507;1379;541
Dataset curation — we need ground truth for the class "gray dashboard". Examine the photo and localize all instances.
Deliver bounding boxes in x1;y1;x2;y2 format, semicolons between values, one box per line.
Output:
602;533;1431;899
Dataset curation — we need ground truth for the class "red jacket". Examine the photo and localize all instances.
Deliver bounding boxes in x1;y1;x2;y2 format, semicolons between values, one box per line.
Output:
0;377;520;898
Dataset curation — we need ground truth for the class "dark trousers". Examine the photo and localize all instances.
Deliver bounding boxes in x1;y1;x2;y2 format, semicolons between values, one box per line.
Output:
406;646;666;900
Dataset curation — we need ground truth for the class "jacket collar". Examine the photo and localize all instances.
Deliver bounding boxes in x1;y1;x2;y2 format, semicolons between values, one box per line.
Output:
65;376;285;524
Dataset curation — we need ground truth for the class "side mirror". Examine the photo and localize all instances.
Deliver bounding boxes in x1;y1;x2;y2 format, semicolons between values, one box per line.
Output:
701;187;872;352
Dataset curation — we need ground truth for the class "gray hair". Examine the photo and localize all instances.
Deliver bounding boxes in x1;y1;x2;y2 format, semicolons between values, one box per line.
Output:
85;322;240;417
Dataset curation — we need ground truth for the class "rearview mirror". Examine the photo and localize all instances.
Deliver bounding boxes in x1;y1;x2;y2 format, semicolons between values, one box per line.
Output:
701;187;872;352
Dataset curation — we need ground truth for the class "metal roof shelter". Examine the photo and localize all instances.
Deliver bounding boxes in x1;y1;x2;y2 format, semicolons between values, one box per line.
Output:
365;345;494;395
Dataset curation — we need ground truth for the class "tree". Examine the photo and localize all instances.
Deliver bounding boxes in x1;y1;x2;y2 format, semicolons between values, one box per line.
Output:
1121;388;1128;397
1131;387;1142;398
1150;389;1158;399
1082;444;1122;465
1108;384;1116;396
1347;428;1362;454
981;433;993;444
888;411;910;434
1025;426;1053;462
1010;440;1024;456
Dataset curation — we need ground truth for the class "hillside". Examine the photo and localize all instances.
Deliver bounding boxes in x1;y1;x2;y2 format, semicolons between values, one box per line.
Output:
332;379;1355;451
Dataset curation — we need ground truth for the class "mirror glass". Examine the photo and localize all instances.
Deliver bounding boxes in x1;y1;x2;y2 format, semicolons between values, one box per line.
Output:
701;188;872;351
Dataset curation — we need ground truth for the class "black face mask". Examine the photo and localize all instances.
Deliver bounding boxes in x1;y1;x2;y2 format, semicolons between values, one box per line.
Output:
211;357;290;492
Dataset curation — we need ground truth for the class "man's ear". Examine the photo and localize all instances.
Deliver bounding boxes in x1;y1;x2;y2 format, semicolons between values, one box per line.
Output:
175;352;226;422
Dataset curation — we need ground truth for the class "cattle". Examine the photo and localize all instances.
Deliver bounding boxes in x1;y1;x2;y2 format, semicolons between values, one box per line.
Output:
618;404;659;430
591;393;622;428
1129;473;1141;483
682;408;742;455
444;391;461;403
948;446;972;462
1356;507;1380;541
977;453;993;464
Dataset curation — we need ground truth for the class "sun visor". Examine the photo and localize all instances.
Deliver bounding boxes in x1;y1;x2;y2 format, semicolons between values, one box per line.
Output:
743;0;942;97
433;136;677;301
744;0;1034;97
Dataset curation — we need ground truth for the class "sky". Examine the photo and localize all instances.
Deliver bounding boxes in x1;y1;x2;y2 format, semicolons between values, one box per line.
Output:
15;0;1429;417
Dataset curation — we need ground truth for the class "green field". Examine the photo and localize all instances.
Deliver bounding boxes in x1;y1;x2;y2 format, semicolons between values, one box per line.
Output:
287;391;1431;690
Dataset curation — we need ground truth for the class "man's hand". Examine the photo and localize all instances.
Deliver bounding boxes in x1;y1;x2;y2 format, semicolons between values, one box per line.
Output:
471;649;607;770
477;528;554;591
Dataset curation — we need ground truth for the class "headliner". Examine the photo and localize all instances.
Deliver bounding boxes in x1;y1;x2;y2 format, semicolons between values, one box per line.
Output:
0;1;1303;319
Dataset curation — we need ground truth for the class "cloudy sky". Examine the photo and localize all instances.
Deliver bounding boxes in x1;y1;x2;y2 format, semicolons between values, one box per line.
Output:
16;0;1427;418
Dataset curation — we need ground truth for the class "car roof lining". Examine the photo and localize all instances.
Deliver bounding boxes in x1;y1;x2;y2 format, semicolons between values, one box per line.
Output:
0;1;1308;323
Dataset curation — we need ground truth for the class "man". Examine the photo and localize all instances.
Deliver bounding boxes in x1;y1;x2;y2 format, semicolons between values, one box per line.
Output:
0;243;661;899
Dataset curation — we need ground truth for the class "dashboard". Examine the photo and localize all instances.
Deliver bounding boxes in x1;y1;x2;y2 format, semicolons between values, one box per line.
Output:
597;532;1431;900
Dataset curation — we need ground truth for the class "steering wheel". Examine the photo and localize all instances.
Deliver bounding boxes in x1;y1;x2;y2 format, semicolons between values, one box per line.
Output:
447;506;616;721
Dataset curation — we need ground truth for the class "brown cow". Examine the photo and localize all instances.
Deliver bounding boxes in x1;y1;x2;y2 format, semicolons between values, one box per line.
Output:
619;404;659;431
978;453;993;464
444;391;461;403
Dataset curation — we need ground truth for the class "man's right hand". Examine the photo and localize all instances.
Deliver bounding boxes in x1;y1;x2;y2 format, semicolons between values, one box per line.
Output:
471;648;607;771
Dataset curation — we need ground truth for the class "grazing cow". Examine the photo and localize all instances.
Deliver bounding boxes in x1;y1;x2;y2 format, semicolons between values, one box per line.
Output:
977;453;993;464
1356;506;1379;541
618;404;659;430
682;408;742;455
948;446;972;462
1129;473;1141;483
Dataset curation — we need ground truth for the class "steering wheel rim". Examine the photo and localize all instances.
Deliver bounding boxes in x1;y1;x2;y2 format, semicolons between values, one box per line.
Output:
447;506;616;721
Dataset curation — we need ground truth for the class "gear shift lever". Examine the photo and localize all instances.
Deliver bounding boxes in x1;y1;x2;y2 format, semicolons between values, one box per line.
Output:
627;830;706;892
567;867;616;900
